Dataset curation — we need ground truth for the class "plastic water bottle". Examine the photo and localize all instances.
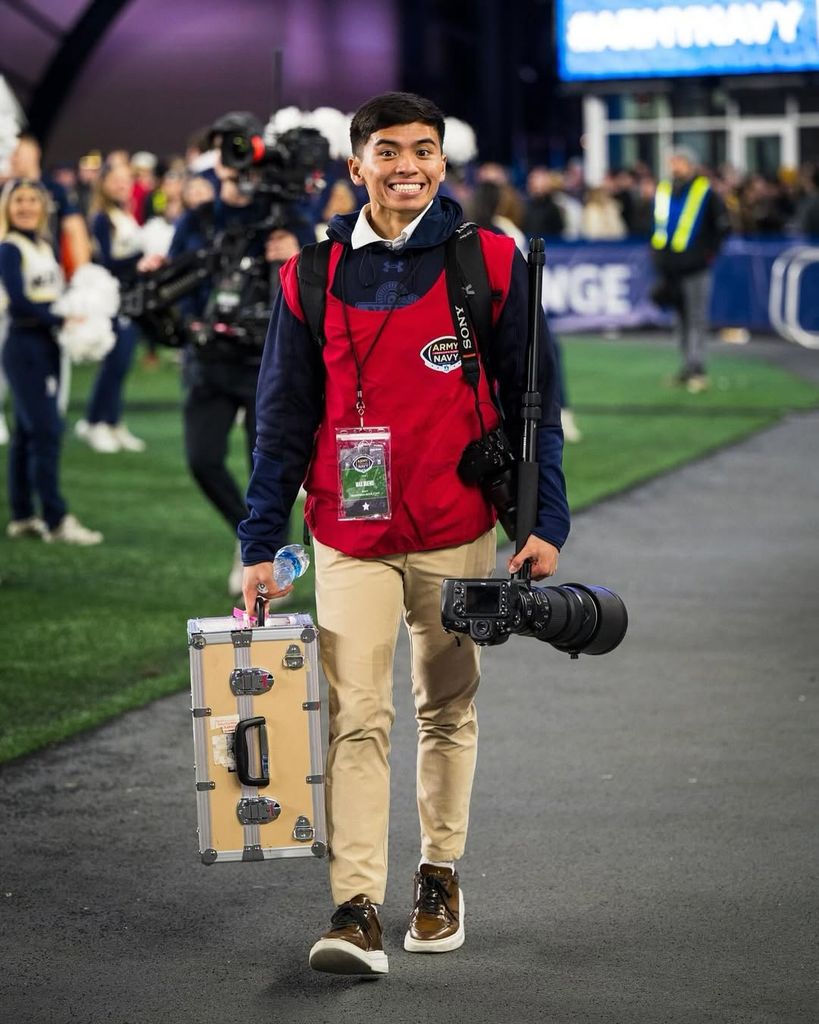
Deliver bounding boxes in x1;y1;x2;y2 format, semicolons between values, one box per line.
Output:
272;543;310;588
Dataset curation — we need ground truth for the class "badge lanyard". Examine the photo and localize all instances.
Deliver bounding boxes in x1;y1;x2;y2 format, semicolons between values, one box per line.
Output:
334;246;415;521
339;246;414;426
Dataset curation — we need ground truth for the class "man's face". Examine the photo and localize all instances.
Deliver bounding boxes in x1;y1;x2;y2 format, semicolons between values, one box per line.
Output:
669;155;693;180
348;121;446;223
10;139;39;178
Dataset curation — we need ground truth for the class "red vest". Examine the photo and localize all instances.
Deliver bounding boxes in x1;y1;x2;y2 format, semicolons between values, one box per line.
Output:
280;231;515;557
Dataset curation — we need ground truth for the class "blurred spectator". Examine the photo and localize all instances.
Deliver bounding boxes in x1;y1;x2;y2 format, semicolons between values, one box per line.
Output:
76;150;102;217
550;171;583;240
181;174;216;211
466;180;527;251
609;169;636;232
76;160;146;453
143;160;186;223
0;178;102;544
581;185;627;240
736;174;787;235
798;166;819;236
523;167;565;239
651;146;730;393
628;174;657;239
315;179;357;241
9;133;91;273
130;151;158;224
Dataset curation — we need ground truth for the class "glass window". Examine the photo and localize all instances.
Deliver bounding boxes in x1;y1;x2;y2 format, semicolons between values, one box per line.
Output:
672;132;726;170
670;89;727;118
731;89;786;117
605;93;669;121
799;128;819;165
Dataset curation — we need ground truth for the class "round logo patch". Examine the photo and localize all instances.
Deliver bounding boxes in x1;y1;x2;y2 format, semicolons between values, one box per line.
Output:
420;336;461;374
352;454;374;472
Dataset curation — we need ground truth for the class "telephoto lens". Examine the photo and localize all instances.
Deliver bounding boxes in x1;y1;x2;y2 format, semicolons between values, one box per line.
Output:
518;583;628;658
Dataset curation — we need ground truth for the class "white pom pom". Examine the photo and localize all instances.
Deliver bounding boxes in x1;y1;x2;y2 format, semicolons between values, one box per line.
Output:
310;107;352;160
0;75;25;160
444;117;478;166
140;217;175;257
266;106;309;142
51;265;120;363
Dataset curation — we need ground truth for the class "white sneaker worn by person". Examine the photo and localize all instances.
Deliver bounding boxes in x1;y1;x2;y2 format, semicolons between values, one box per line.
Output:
45;514;103;546
6;516;47;539
74;419;90;440
111;423;146;452
86;422;121;453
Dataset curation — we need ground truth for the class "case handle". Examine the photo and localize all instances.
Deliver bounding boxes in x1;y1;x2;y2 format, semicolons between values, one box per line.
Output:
234;716;270;788
255;595;266;627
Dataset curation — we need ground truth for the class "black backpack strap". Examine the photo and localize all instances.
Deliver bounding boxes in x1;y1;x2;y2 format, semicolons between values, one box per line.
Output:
296;240;332;346
449;221;497;378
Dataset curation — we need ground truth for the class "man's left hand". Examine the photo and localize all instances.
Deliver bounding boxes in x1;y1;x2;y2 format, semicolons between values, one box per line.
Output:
507;534;560;580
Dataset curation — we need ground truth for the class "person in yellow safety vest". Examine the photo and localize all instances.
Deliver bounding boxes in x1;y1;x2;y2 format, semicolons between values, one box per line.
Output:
650;147;730;394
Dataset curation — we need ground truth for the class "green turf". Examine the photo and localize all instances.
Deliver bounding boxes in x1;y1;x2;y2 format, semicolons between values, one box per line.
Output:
1;339;817;762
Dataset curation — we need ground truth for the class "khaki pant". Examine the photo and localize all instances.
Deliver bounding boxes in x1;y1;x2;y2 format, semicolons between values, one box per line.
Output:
313;530;497;905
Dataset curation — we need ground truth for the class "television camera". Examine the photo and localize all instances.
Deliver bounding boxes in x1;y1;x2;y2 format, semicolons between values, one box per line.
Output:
120;111;330;353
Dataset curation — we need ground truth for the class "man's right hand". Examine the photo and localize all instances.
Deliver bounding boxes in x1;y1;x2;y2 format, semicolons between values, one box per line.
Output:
242;562;293;618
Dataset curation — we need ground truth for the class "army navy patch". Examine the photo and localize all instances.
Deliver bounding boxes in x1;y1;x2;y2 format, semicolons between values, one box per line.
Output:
420;336;461;373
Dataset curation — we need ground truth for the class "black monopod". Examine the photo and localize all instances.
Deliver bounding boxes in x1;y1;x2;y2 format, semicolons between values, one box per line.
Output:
512;236;546;583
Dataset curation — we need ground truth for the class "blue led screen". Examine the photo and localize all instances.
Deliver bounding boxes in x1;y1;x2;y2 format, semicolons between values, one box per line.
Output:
557;0;819;80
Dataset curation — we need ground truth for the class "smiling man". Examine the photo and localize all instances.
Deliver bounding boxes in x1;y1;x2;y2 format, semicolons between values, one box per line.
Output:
239;92;570;976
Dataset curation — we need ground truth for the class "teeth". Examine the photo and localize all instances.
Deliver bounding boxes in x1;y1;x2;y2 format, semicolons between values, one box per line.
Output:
391;183;423;192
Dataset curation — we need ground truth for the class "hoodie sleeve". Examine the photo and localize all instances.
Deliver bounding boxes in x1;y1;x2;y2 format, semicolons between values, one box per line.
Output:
488;246;570;550
238;257;325;565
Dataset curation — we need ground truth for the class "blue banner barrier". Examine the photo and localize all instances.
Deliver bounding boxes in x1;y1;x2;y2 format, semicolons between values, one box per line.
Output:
544;237;817;337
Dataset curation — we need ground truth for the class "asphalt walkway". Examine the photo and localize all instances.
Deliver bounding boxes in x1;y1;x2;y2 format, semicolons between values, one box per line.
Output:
1;338;817;1024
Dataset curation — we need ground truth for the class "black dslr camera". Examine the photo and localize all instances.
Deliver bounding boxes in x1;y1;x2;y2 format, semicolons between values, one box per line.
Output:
441;577;627;657
457;427;518;540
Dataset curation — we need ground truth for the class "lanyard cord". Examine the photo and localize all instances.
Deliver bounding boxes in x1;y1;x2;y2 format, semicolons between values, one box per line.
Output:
339;245;413;425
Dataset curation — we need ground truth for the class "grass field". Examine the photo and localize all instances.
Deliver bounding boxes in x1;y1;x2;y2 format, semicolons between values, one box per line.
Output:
1;336;817;763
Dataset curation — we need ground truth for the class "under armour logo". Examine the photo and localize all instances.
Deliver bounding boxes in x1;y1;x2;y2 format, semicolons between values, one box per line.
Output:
383;260;405;272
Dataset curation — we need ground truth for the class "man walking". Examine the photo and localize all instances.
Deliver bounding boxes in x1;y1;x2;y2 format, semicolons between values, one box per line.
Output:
651;146;729;393
240;92;570;975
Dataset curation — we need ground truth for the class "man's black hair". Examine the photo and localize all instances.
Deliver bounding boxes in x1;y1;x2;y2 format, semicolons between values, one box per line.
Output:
350;92;445;156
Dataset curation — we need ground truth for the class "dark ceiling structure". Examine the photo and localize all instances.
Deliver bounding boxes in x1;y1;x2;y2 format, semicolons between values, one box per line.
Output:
0;0;580;168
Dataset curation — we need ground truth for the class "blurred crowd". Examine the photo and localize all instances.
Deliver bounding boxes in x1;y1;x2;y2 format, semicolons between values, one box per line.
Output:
11;131;819;251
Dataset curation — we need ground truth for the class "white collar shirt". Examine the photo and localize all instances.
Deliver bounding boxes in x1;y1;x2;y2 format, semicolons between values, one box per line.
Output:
349;201;435;251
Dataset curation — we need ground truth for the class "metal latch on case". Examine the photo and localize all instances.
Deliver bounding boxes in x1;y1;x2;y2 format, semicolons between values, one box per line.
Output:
236;796;281;825
292;815;315;841
282;644;304;670
229;667;274;695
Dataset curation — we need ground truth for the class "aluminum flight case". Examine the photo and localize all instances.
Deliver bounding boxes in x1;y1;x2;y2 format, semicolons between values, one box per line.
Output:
187;611;327;865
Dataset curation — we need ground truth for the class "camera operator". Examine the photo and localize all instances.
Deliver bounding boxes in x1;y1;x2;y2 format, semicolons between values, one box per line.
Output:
239;92;570;976
153;116;314;594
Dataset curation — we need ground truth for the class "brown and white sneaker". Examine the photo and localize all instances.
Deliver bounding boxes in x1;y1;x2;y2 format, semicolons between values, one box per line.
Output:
308;895;388;975
404;864;465;953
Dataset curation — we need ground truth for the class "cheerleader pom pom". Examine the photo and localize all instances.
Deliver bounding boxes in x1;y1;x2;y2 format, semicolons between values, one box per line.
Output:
52;264;120;363
443;117;478;166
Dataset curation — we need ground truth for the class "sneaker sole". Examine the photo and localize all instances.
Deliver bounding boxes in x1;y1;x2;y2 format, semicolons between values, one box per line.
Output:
308;938;388;975
403;890;465;953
